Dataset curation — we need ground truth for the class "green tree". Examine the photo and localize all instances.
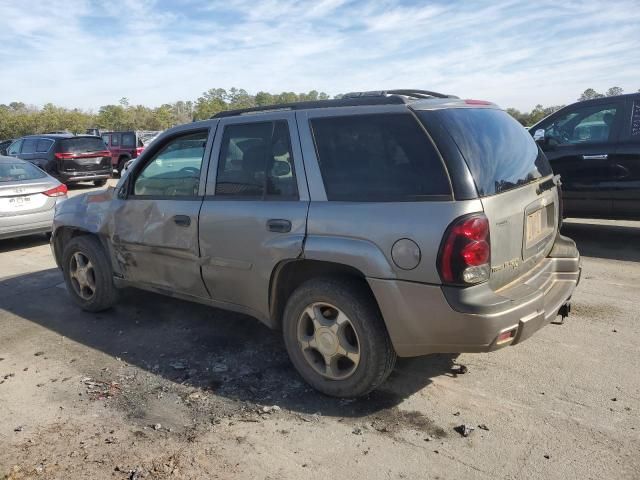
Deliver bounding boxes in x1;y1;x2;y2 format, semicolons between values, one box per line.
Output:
605;86;624;97
578;88;605;101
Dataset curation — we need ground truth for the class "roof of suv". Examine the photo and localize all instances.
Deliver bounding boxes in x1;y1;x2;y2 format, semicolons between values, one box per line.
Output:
19;134;98;140
211;89;472;119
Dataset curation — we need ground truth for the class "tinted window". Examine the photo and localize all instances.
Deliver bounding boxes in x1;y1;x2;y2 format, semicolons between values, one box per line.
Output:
7;140;22;155
311;113;450;201
59;137;108;154
420;108;552;197
102;134;110;145
0;160;46;182
111;134;120;146
216;121;297;199
134;131;207;197
122;133;136;148
21;139;37;154
36;139;53;153
543;103;619;145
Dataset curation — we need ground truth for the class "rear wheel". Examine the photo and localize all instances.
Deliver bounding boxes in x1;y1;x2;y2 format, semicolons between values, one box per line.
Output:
62;235;118;312
117;157;129;176
282;277;396;398
94;179;107;187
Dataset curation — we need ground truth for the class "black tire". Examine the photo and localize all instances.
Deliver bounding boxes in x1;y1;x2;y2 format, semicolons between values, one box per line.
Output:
117;157;129;176
94;179;107;187
282;277;396;398
62;235;118;312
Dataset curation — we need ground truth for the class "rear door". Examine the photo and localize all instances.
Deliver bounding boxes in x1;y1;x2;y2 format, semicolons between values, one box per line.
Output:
610;96;640;219
420;107;559;290
199;112;309;320
534;100;625;218
110;127;213;297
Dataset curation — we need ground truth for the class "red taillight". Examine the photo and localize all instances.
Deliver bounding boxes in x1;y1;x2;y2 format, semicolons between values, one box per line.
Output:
135;147;144;155
438;213;491;285
55;150;111;159
54;152;75;159
43;184;68;197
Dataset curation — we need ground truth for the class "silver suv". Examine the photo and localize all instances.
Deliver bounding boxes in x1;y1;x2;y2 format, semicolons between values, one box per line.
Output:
51;90;581;397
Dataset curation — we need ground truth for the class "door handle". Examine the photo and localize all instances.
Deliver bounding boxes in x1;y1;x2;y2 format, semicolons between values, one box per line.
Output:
267;219;292;233
582;154;608;160
173;215;191;227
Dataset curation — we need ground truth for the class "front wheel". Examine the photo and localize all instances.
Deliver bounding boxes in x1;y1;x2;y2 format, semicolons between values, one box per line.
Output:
62;235;118;312
282;277;396;398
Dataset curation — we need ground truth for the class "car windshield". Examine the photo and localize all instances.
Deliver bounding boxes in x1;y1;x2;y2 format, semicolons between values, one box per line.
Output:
419;108;552;196
0;161;47;182
59;137;108;154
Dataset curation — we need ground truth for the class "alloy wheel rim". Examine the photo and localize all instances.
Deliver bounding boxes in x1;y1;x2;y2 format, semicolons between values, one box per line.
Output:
297;302;361;380
69;252;96;300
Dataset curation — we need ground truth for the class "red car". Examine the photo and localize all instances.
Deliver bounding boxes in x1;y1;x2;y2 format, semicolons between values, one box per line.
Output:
101;131;159;174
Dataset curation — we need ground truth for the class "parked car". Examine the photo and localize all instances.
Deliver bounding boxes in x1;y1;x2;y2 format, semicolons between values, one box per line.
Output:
101;131;161;174
0;155;67;240
52;90;581;397
6;134;112;186
530;93;640;219
0;139;13;156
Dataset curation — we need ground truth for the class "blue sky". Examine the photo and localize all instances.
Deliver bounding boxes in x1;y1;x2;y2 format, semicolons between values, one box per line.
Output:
1;0;639;111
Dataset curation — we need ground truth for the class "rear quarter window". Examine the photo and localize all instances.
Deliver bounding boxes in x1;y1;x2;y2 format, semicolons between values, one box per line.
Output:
59;137;108;154
419;108;552;197
310;113;451;201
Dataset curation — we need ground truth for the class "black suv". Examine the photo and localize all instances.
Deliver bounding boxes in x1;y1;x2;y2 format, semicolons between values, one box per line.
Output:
530;93;640;220
7;134;112;186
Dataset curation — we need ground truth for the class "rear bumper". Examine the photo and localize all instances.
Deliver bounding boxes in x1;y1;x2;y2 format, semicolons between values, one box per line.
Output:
369;234;581;357
58;170;112;183
0;209;54;240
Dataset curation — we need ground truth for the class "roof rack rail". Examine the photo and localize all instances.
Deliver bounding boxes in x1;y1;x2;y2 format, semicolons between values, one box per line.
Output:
211;89;458;119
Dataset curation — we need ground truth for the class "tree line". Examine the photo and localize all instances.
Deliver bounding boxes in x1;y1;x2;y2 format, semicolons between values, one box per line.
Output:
1;86;637;140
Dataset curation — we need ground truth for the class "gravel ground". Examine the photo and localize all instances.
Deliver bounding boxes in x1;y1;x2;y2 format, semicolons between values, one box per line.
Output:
0;181;638;479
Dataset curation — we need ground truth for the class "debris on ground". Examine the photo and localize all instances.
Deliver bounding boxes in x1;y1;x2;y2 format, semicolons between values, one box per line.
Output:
14;425;24;432
454;424;475;437
260;405;281;414
352;427;363;435
153;423;162;431
34;351;45;357
81;377;121;400
451;364;468;375
477;424;490;431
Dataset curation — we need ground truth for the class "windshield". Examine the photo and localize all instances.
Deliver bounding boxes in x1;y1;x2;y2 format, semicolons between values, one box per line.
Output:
59;137;108;154
0;160;47;182
419;108;552;196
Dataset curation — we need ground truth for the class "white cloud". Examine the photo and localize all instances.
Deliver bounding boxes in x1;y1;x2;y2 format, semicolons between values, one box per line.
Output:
0;0;638;111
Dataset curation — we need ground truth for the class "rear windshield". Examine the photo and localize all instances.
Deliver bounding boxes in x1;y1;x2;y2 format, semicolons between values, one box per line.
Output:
59;137;107;154
419;108;552;196
0;161;46;182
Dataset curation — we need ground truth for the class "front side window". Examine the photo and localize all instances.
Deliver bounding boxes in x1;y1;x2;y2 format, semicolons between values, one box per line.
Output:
311;113;451;201
7;140;22;155
102;134;111;146
215;121;297;199
544;103;619;145
133;131;208;197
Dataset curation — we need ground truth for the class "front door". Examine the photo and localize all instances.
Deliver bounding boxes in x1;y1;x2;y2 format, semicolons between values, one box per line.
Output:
110;127;214;298
198;113;309;322
537;100;624;218
610;97;640;219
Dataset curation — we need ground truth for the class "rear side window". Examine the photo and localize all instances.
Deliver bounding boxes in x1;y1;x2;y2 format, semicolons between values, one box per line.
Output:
111;134;120;146
122;133;136;148
59;137;108;154
21;139;37;154
310;113;451;201
420;108;552;197
36;139;53;153
215;121;298;199
0;160;46;182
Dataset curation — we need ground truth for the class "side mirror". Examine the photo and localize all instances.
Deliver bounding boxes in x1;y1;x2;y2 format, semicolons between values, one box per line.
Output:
533;128;545;142
272;160;291;177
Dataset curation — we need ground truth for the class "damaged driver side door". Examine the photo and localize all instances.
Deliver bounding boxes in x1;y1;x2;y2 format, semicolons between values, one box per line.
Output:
110;127;214;298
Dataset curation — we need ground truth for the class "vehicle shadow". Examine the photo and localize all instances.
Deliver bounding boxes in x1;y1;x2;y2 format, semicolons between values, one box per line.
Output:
561;219;640;262
0;234;50;253
0;268;459;418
